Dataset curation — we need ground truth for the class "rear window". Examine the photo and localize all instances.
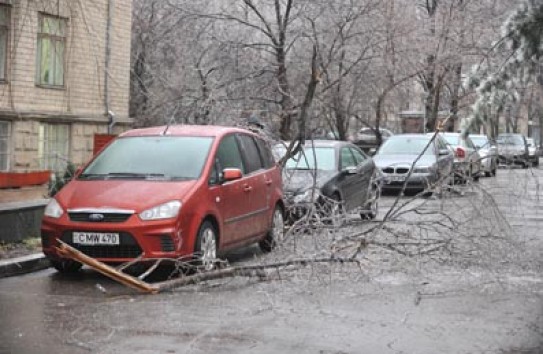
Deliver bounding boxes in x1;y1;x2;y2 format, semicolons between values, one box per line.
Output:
80;136;213;180
285;147;336;171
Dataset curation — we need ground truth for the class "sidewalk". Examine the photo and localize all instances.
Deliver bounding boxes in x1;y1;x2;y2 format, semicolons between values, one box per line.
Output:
0;252;49;278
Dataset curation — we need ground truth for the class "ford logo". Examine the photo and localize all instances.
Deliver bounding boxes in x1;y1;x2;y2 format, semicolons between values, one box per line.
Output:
88;213;105;221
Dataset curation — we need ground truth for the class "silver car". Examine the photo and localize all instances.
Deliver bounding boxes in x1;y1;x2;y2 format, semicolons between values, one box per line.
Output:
374;134;454;194
497;133;529;168
439;133;482;182
470;134;498;177
526;138;540;167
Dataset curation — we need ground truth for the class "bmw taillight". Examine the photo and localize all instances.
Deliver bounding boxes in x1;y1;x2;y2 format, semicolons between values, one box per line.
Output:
455;147;466;159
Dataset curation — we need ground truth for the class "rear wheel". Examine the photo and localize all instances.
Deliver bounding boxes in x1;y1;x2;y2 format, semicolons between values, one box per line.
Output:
51;259;82;274
194;221;218;271
259;205;285;253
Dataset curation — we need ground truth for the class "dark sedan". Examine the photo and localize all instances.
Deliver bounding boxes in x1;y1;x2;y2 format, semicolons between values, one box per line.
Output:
373;134;454;194
276;140;380;225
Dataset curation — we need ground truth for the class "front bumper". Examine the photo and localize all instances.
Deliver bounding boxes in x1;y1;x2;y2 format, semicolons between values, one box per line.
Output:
41;215;185;263
381;173;436;191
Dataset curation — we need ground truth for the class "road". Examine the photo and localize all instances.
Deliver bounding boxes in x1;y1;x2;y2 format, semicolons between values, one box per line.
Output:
1;166;542;354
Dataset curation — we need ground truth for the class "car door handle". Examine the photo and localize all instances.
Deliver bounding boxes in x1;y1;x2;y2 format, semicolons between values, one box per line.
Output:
243;185;253;192
264;178;272;185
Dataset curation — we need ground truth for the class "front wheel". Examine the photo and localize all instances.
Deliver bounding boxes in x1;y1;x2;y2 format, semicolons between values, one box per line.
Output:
361;184;379;220
259;205;285;253
194;221;218;271
50;259;82;274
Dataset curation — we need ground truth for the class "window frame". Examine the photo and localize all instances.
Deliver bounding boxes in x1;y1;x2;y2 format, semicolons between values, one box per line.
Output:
0;4;10;83
36;13;67;88
0;120;10;171
38;123;71;172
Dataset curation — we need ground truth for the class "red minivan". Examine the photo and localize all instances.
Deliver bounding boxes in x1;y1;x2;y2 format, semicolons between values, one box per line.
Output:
41;125;284;273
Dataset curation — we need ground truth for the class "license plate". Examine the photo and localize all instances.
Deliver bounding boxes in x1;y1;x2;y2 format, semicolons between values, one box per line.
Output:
73;232;120;245
388;176;406;182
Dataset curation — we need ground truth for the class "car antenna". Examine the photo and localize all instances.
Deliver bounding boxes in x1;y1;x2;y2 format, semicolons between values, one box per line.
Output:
161;116;175;136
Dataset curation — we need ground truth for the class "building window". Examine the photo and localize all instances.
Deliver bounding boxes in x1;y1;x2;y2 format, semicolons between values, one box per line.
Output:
38;123;70;171
0;5;10;81
0;121;9;171
36;14;66;87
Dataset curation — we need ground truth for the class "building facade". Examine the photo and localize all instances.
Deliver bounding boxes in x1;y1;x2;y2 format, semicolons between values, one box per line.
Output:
0;0;132;175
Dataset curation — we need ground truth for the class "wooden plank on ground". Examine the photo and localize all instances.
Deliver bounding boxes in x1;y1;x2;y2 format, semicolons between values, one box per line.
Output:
55;240;159;294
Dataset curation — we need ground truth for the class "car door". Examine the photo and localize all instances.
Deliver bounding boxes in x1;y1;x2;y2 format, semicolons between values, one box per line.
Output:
350;146;374;203
209;134;256;246
435;136;453;180
236;133;269;238
464;137;481;175
337;146;365;211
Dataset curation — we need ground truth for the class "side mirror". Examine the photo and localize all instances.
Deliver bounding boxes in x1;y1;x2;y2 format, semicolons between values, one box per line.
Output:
438;149;450;156
222;168;243;182
344;166;357;174
369;148;377;155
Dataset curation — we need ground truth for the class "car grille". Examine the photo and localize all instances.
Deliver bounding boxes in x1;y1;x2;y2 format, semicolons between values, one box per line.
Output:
68;212;132;223
61;232;143;259
381;167;410;174
160;235;175;252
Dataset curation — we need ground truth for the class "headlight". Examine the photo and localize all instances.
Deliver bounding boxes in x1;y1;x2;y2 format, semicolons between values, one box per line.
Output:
44;199;64;218
139;201;182;221
413;166;431;174
293;189;320;204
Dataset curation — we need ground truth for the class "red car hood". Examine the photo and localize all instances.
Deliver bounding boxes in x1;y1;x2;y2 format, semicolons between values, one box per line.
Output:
55;179;198;212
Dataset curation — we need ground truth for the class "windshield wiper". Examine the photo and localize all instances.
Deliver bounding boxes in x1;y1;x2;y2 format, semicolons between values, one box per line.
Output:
105;172;169;180
78;173;106;180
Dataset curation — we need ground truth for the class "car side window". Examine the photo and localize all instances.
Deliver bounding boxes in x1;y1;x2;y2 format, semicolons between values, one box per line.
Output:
238;134;264;174
436;137;448;152
216;134;245;173
255;137;275;169
350;147;367;165
340;147;357;170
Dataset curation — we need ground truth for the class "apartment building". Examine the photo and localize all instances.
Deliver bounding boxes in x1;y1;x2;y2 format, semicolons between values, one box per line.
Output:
0;0;132;178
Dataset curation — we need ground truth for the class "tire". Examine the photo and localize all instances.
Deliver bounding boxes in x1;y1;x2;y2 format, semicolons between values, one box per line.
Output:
361;184;379;220
329;194;346;227
259;205;285;253
50;259;82;274
194;220;218;272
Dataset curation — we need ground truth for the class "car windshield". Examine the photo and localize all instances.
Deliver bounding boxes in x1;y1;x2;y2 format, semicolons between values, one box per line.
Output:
497;135;524;146
284;147;336;171
470;136;489;148
80;136;213;180
378;137;433;155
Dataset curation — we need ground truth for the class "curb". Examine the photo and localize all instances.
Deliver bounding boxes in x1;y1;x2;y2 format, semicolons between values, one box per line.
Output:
0;253;50;278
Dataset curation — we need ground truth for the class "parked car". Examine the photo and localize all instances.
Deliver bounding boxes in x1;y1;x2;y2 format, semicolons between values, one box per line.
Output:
352;127;394;155
41;125;284;273
469;134;498;177
496;133;529;168
526;138;540;167
438;132;482;182
276;140;380;224
373;134;454;193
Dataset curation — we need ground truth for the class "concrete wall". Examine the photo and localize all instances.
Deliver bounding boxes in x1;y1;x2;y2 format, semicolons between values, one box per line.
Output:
0;200;47;242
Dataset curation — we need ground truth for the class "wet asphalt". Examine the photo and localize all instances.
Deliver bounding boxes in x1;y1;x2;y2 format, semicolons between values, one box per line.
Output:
0;166;542;354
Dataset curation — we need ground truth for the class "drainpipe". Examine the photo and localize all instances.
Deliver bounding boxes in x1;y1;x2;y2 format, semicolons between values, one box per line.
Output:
105;0;115;134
